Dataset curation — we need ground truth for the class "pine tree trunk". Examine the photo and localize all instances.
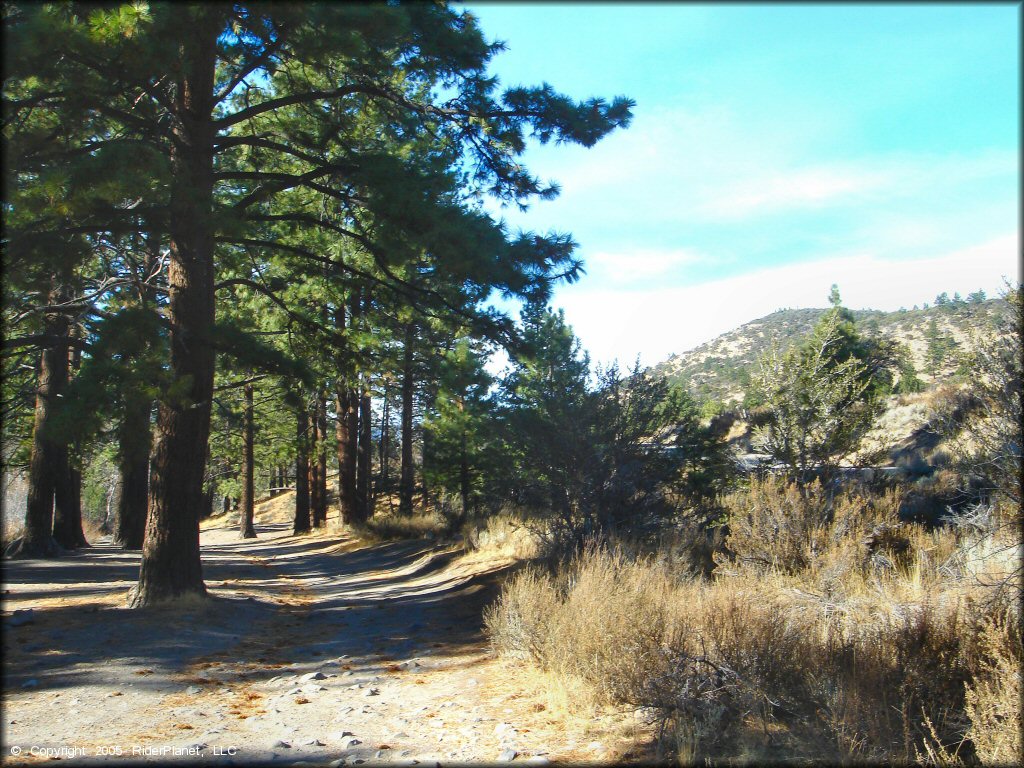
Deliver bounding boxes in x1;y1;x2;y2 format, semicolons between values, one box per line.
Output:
309;402;321;528
53;333;88;549
239;381;256;538
336;389;355;524
333;303;357;526
294;404;311;534
379;387;389;496
50;441;75;548
357;380;372;522
459;398;471;519
19;279;70;558
115;395;151;549
399;323;415;515
316;394;328;525
53;453;87;549
129;17;218;607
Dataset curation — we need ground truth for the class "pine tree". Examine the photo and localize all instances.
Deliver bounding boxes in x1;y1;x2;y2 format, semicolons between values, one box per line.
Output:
5;3;632;603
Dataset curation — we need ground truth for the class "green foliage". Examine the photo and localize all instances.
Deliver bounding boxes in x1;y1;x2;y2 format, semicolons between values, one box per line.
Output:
497;306;730;542
752;307;884;483
421;338;496;514
925;318;960;375
893;348;924;394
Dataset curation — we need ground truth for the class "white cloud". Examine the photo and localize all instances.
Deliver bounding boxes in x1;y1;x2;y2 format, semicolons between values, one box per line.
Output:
553;232;1020;368
584;247;712;281
500;104;1016;241
697;165;892;220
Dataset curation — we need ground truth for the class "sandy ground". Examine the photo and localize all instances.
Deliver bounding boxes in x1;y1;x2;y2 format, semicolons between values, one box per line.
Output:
1;497;655;766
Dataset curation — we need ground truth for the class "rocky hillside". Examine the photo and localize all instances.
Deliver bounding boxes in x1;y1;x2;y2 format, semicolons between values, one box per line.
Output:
652;297;1009;406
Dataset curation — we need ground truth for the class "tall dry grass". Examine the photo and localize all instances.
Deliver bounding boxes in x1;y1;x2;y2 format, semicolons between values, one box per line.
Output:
485;477;1022;764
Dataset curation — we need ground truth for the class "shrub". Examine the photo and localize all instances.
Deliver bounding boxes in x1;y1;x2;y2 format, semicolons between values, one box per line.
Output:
964;613;1023;764
486;478;1022;764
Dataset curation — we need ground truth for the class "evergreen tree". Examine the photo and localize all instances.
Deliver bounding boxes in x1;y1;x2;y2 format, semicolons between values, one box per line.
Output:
752;309;883;485
423;339;495;520
5;3;633;604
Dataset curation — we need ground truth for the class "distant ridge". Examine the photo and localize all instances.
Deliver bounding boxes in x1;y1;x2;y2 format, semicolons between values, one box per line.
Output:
650;298;1009;405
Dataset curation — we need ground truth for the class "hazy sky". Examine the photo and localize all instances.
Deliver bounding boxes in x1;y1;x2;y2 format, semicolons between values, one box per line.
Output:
464;2;1020;367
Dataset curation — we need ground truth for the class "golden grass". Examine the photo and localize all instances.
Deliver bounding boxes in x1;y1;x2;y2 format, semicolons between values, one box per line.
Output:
486;478;1022;765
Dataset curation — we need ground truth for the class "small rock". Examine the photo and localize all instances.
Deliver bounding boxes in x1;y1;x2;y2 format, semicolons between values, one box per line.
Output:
466;678;478;687
391;732;410;740
375;750;387;759
272;740;291;749
302;671;327;681
331;730;355;740
287;687;302;694
186;742;208;751
494;723;516;736
306;739;326;746
21;679;39;689
343;737;362;749
363;687;379;697
302;684;327;693
186;686;202;695
497;749;518;762
329;760;347;768
10;609;35;627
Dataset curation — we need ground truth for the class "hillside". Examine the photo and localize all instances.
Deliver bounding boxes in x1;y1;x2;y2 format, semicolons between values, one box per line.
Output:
651;297;1010;406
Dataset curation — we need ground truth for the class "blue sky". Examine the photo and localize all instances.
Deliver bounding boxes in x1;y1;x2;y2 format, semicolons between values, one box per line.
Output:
464;2;1020;366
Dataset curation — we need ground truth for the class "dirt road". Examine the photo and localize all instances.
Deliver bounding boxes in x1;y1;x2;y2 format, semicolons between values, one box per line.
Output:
2;503;652;765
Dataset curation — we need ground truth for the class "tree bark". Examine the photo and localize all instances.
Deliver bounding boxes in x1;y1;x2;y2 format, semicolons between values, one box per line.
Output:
53;330;88;549
115;395;151;549
293;403;311;534
309;401;321;528
316;393;328;526
19;279;70;558
239;381;256;538
379;386;389;496
399;323;415;515
357;378;372;522
459;397;471;518
336;389;356;525
129;15;219;606
50;441;75;548
333;302;357;526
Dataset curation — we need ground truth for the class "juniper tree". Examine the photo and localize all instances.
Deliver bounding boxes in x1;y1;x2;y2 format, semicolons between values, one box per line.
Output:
752;310;883;485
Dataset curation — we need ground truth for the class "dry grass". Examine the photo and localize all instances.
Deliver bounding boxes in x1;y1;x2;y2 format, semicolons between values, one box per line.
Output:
464;512;542;561
486;478;1022;765
356;508;448;542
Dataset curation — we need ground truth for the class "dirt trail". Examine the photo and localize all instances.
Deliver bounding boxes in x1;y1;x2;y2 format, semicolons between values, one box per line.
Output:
2;499;653;765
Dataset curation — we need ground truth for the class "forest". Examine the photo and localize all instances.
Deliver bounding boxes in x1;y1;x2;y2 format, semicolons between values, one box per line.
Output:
2;3;1021;766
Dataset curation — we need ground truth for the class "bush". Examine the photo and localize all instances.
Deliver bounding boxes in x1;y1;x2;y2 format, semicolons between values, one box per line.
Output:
714;476;904;577
486;478;1022;764
964;613;1023;764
